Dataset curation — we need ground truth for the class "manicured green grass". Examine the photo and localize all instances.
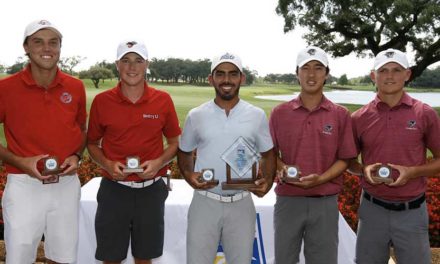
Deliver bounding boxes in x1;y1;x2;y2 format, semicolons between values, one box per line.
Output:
1;80;440;146
83;81;300;123
0;81;298;146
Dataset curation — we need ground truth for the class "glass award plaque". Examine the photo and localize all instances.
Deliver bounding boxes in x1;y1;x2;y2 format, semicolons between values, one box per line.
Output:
123;156;143;173
372;164;393;183
281;165;300;183
199;168;219;185
221;137;261;190
42;156;61;184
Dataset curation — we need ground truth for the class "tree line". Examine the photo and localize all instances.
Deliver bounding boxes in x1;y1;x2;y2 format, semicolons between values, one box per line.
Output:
0;57;257;88
2;56;440;88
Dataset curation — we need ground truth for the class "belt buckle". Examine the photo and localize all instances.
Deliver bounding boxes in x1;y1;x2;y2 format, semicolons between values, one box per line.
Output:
233;192;243;202
221;196;232;203
389;202;404;211
43;175;59;184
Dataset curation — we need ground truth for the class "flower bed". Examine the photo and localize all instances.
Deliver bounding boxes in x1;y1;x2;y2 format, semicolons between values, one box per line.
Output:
0;157;439;247
338;171;440;247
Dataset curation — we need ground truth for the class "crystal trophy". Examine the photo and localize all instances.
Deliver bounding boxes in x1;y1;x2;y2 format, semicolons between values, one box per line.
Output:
221;137;261;190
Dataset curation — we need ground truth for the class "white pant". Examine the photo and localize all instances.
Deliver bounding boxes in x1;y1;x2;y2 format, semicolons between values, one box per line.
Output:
2;174;81;264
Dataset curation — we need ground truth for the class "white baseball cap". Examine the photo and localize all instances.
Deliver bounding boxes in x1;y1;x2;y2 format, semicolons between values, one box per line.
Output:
211;52;243;73
23;19;62;43
296;46;329;68
116;40;148;60
374;48;409;70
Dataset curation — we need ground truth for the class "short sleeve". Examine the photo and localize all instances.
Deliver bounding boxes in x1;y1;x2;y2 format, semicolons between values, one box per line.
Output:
256;110;274;153
87;97;105;142
162;94;181;138
179;113;198;152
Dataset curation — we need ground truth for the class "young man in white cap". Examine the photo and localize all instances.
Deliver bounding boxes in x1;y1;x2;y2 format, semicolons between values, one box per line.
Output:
178;52;276;263
349;48;440;264
269;46;357;263
0;19;87;263
87;40;181;264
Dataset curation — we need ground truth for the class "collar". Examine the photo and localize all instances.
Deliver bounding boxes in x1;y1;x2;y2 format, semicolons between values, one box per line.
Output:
114;81;151;104
211;98;243;114
21;64;63;90
373;91;413;109
289;95;332;112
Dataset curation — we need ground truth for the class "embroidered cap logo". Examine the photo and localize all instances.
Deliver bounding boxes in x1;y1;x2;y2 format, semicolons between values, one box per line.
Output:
220;53;235;60
38;20;51;26
385;51;395;58
126;41;137;48
307;48;316;56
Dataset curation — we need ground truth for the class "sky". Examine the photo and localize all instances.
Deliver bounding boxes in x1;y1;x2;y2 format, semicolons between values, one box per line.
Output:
0;0;377;78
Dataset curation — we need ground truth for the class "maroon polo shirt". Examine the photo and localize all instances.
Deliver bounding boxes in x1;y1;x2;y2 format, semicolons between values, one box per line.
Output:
269;96;357;196
352;92;440;201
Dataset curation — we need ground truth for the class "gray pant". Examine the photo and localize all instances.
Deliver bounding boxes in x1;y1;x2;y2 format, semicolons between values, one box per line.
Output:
186;191;256;264
356;193;431;264
274;195;339;264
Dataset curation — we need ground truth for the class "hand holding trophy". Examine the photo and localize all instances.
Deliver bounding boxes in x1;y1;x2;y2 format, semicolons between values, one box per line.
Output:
123;156;144;173
280;165;301;183
42;156;62;184
372;164;393;184
221;137;261;190
199;168;219;185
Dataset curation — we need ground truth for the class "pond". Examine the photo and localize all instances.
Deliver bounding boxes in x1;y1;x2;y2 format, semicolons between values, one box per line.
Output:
256;90;440;107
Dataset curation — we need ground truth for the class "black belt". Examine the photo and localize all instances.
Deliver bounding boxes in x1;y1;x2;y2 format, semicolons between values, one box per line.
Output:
363;192;425;211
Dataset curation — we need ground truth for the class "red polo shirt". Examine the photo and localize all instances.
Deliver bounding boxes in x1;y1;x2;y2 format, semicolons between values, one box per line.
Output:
0;64;87;173
269;96;357;196
87;82;181;181
352;92;440;201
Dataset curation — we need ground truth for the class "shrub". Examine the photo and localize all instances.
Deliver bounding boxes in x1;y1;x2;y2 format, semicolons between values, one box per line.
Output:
0;157;439;246
337;171;361;231
338;169;440;247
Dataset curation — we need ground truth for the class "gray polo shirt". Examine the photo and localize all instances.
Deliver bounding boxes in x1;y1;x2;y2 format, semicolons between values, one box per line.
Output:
180;99;273;195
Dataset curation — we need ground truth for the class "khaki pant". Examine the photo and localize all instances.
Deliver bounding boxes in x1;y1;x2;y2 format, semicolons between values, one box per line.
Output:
356;193;431;264
186;190;256;264
274;195;339;264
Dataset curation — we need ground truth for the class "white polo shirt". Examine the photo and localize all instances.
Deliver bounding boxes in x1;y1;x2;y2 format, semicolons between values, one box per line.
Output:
180;99;273;195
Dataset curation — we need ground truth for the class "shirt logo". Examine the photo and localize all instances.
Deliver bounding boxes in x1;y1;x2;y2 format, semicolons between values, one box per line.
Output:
60;92;72;104
385;51;395;58
143;114;159;119
307;48;316;56
406;120;417;130
322;124;333;135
